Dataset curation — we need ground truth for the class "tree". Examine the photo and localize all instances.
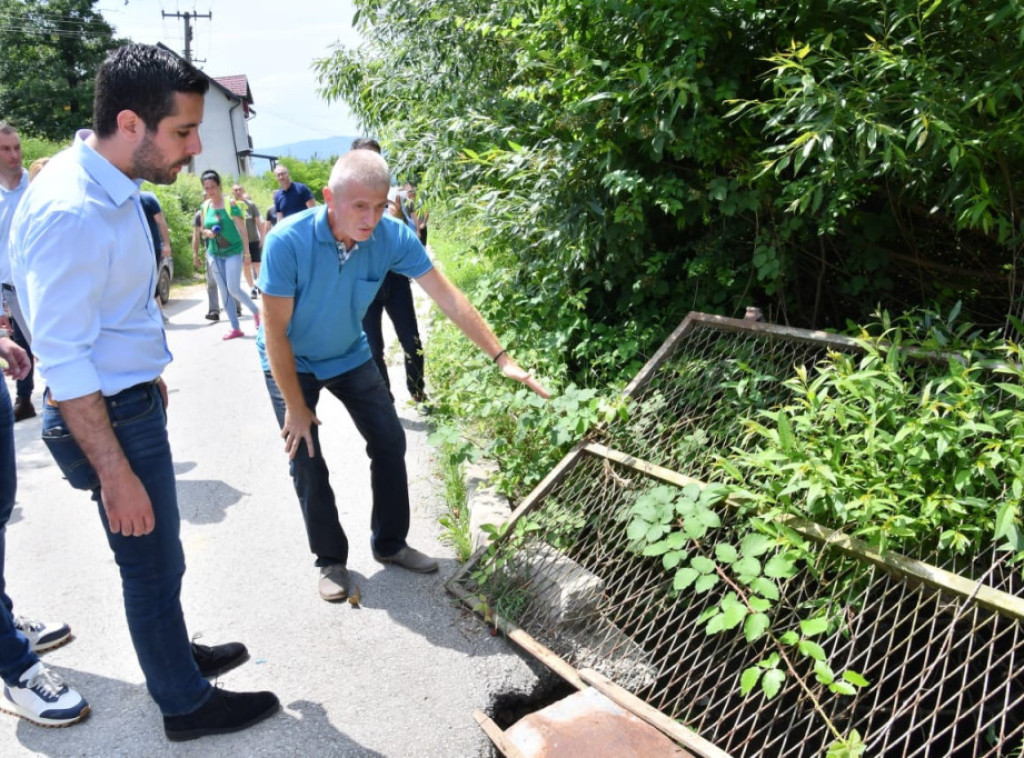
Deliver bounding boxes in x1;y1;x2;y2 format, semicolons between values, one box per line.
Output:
0;0;125;141
316;0;1024;383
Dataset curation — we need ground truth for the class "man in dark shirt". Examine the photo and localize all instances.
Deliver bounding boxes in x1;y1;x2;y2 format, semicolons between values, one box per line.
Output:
271;165;315;219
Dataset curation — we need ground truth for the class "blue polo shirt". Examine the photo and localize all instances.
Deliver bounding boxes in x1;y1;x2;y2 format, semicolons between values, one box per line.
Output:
256;207;432;379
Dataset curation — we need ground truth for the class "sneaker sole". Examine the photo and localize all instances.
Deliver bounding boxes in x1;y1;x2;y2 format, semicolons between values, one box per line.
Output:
319;590;349;602
165;700;279;742
0;700;90;728
30;632;73;655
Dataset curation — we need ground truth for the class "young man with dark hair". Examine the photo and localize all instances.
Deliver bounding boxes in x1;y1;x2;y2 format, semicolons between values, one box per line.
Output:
10;44;278;741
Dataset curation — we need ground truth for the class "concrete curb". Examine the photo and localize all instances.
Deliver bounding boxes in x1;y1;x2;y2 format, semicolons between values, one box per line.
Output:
465;459;512;554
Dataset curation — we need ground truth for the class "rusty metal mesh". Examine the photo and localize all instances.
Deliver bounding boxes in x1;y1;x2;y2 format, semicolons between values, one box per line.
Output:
449;314;1024;756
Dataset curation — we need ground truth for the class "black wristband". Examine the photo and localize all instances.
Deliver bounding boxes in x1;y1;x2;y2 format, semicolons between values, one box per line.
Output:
492;349;507;363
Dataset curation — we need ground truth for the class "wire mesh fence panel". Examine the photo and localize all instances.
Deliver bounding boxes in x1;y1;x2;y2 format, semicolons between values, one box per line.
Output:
450;313;1024;757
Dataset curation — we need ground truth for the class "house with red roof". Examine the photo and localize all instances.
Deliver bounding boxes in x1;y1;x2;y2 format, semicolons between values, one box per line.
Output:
157;43;264;179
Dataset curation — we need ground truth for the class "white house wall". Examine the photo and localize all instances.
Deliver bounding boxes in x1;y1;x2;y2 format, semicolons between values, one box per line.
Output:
190;85;252;180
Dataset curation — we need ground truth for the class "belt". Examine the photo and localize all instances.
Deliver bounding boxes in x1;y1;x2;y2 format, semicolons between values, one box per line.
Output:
45;378;160;408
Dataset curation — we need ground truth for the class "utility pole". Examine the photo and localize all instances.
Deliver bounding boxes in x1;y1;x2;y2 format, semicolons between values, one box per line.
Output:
161;10;211;63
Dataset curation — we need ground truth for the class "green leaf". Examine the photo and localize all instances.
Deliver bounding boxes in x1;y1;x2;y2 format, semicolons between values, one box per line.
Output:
762;668;785;699
642;541;672;556
748;596;772;612
813;660;835;684
800;616;829;637
705;612;725;634
663;550;685;570
776;411;795;450
740;666;762;696
715;543;738;563
694;574;720;593
764;555;798;579
744;612;771;642
740;533;774;557
798;640;827;661
690;556;717;574
842;670;870;688
733;557;762;579
995;502;1017;540
750;578;780;600
829;681;857;696
721;602;748;631
673;567;700;591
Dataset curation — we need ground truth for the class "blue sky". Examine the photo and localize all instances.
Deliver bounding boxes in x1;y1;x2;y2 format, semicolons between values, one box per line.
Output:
98;1;364;149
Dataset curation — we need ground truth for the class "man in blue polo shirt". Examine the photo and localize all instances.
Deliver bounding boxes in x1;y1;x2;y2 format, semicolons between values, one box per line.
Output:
258;149;548;603
272;165;315;220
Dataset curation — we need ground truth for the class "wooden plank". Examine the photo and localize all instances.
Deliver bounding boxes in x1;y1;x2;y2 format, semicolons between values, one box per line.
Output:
781;515;1024;622
475;709;530;758
444;579;586;690
579;669;733;758
582;442;703;489
584;441;1024;623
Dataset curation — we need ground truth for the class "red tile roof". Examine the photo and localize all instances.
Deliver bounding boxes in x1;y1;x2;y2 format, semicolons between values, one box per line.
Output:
213;75;252;102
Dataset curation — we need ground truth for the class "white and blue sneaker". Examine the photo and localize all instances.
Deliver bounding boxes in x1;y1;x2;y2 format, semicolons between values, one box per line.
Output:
1;661;89;727
13;616;72;653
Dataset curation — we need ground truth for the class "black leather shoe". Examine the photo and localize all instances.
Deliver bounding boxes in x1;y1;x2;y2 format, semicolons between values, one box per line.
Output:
164;687;279;742
192;641;249;678
204;311;220;321
13;396;36;422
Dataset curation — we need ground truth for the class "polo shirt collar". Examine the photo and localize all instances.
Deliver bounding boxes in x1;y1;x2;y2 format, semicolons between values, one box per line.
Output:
73;129;143;206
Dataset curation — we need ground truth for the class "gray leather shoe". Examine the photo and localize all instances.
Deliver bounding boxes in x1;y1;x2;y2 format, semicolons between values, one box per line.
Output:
318;564;351;601
372;546;438;573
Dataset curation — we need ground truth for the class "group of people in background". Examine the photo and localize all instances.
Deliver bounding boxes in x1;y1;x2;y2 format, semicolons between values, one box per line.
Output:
189;165;318;341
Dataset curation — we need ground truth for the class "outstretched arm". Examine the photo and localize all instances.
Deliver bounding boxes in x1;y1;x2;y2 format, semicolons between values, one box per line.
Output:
415;268;549;399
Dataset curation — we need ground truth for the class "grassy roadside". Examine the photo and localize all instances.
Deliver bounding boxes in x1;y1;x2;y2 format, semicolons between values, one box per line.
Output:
423;208;490;563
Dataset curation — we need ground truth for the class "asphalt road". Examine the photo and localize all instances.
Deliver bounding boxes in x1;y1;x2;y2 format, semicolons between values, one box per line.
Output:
1;283;539;757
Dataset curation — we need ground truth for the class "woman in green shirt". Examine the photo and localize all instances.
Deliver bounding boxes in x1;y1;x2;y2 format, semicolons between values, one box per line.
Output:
200;170;259;340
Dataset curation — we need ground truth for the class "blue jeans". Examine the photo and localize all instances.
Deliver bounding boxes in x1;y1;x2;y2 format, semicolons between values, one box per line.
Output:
263;360;410;566
41;382;210;715
0;379;38;685
362;272;426;400
207;253;257;331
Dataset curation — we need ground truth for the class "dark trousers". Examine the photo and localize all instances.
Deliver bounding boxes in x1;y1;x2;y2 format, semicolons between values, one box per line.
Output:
362;272;426;401
41;382;209;715
0;379;38;685
263;360;410;566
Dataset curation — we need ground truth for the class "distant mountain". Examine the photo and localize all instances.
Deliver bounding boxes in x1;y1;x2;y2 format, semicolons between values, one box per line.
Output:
257;136;361;162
